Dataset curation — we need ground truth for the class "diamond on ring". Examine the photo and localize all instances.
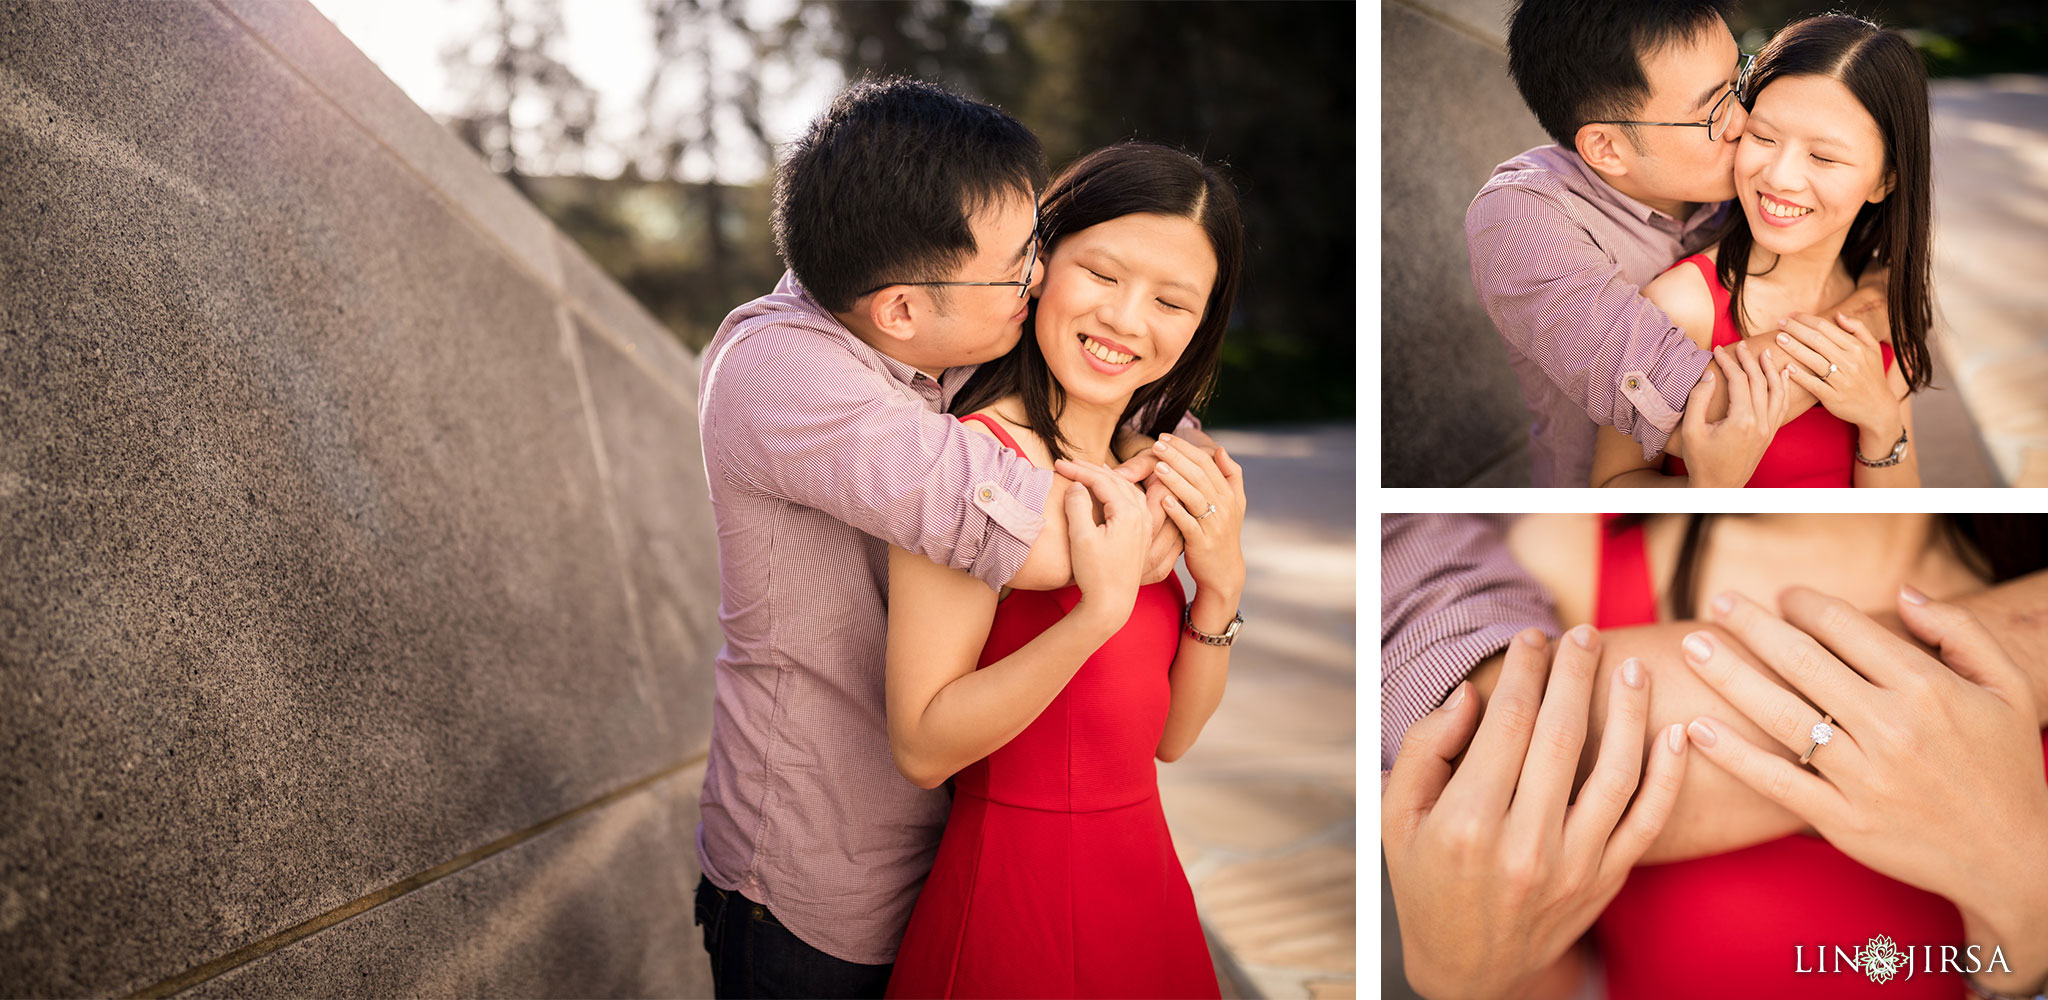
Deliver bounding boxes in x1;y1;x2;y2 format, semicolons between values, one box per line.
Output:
1800;714;1836;764
1196;503;1218;521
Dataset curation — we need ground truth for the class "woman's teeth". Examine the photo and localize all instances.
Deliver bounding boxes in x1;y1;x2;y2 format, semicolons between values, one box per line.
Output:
1082;335;1135;364
1763;196;1812;219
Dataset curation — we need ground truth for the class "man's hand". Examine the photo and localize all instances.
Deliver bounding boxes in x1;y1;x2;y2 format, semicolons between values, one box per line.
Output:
1384;627;1689;1000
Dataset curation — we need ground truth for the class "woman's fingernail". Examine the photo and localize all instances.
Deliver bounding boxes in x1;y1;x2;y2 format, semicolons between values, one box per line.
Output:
1703;369;1714;384
1688;719;1718;748
1622;657;1643;688
1668;722;1688;754
1521;629;1548;647
1710;592;1735;617
1682;632;1714;664
1777;332;1792;345
1570;624;1596;649
1159;434;1173;444
1900;583;1930;606
1446;681;1468;711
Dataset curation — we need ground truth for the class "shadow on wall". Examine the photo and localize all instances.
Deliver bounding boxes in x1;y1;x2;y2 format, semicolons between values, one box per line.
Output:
1381;0;1549;487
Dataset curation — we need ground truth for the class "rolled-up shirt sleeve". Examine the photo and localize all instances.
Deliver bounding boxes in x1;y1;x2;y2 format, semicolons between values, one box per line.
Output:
1465;185;1713;459
1381;514;1560;788
702;326;1054;592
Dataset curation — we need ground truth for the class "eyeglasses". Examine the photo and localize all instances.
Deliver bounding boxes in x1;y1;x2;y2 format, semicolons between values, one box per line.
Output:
1589;51;1755;142
859;223;1042;300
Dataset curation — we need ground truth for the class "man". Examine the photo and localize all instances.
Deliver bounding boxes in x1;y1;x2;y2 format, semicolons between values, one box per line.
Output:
1467;0;1885;486
692;78;1201;998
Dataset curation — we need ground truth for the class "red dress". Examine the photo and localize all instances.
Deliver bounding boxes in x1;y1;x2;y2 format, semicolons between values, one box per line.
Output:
1590;515;2048;998
1661;254;1894;487
886;414;1218;999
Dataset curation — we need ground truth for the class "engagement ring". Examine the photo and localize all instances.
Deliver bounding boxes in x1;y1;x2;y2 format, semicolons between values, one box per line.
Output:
1800;715;1835;764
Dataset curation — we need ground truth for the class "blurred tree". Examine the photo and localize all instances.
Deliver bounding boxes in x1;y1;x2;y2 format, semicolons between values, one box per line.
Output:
1730;2;2047;75
1014;1;1356;424
438;0;598;194
801;0;1036;112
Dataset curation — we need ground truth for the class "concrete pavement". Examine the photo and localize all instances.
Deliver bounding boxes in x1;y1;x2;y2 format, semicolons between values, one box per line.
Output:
1929;74;2048;486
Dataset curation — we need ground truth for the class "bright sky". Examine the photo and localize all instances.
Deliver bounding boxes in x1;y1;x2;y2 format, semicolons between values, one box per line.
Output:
308;0;836;182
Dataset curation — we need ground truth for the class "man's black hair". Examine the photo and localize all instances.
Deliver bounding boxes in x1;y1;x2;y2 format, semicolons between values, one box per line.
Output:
771;76;1047;314
1506;0;1739;150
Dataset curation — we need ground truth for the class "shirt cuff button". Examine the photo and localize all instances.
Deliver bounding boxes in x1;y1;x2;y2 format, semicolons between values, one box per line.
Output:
978;487;994;502
1625;376;1641;390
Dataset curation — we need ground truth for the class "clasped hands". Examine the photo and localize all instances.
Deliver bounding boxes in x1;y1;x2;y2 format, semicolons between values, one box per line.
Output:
1385;589;2048;1000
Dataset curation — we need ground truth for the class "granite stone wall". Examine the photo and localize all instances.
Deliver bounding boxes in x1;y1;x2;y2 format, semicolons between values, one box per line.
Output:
1;1;719;995
1381;0;1549;487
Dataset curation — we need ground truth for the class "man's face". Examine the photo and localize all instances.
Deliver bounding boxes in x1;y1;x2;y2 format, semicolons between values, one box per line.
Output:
1622;21;1747;207
918;191;1042;369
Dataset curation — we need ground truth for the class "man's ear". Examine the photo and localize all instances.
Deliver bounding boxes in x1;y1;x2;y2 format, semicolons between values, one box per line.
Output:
1868;169;1895;204
864;287;920;344
1575;123;1630;181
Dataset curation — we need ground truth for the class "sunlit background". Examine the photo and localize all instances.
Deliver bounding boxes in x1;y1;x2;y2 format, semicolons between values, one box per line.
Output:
309;0;1357;427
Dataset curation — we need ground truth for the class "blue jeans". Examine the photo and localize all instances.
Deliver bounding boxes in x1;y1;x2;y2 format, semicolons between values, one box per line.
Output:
694;875;894;999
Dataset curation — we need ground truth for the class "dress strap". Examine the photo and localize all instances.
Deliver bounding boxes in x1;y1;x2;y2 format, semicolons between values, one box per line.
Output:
1678;254;1738;348
958;412;1027;457
1595;514;1659;628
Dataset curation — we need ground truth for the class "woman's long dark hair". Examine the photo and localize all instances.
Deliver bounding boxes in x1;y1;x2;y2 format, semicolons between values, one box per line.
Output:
1715;14;1934;393
1611;514;2048;619
949;142;1245;461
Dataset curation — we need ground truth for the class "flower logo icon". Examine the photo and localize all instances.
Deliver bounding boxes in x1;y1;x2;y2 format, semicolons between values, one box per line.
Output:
1861;934;1907;984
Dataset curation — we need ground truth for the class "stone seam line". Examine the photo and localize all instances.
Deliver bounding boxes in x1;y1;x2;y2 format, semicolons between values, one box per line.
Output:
559;299;673;740
126;753;710;999
207;0;703;413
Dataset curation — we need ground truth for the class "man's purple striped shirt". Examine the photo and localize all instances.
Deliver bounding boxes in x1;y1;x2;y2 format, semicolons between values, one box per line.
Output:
1465;145;1728;486
1381;514;1559;788
693;272;1054;965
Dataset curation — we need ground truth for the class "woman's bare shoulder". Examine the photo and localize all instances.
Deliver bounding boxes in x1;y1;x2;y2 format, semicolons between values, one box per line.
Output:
1645;253;1720;350
962;402;1053;468
1505;513;1600;628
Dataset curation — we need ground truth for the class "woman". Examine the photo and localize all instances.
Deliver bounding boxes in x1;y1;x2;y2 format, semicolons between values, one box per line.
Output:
1592;14;1933;487
1503;513;2048;999
880;143;1247;999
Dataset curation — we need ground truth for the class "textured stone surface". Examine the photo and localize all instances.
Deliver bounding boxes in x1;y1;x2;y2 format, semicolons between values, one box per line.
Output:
1381;0;1543;487
183;764;713;1000
0;1;716;996
215;0;566;290
571;314;721;749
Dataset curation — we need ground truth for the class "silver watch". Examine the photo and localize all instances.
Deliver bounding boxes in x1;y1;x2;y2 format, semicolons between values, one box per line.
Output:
1855;427;1909;467
1183;605;1243;646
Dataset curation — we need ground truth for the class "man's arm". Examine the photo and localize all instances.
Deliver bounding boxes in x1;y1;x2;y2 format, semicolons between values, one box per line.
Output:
1380;514;1561;784
1465;184;1710;460
701;326;1055;593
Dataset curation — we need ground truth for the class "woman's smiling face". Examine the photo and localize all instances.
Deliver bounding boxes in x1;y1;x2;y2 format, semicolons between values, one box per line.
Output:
1736;73;1893;256
1033;212;1217;409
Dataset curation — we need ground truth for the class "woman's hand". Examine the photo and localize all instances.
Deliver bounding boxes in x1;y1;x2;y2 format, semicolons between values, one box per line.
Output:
1151;434;1246;603
1678;341;1792;487
1385;627;1690;1000
1776;311;1903;453
1052;459;1154;628
1679;587;2048;992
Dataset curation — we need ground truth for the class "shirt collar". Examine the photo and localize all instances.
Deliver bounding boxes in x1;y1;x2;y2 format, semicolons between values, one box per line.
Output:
1560;150;1730;231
